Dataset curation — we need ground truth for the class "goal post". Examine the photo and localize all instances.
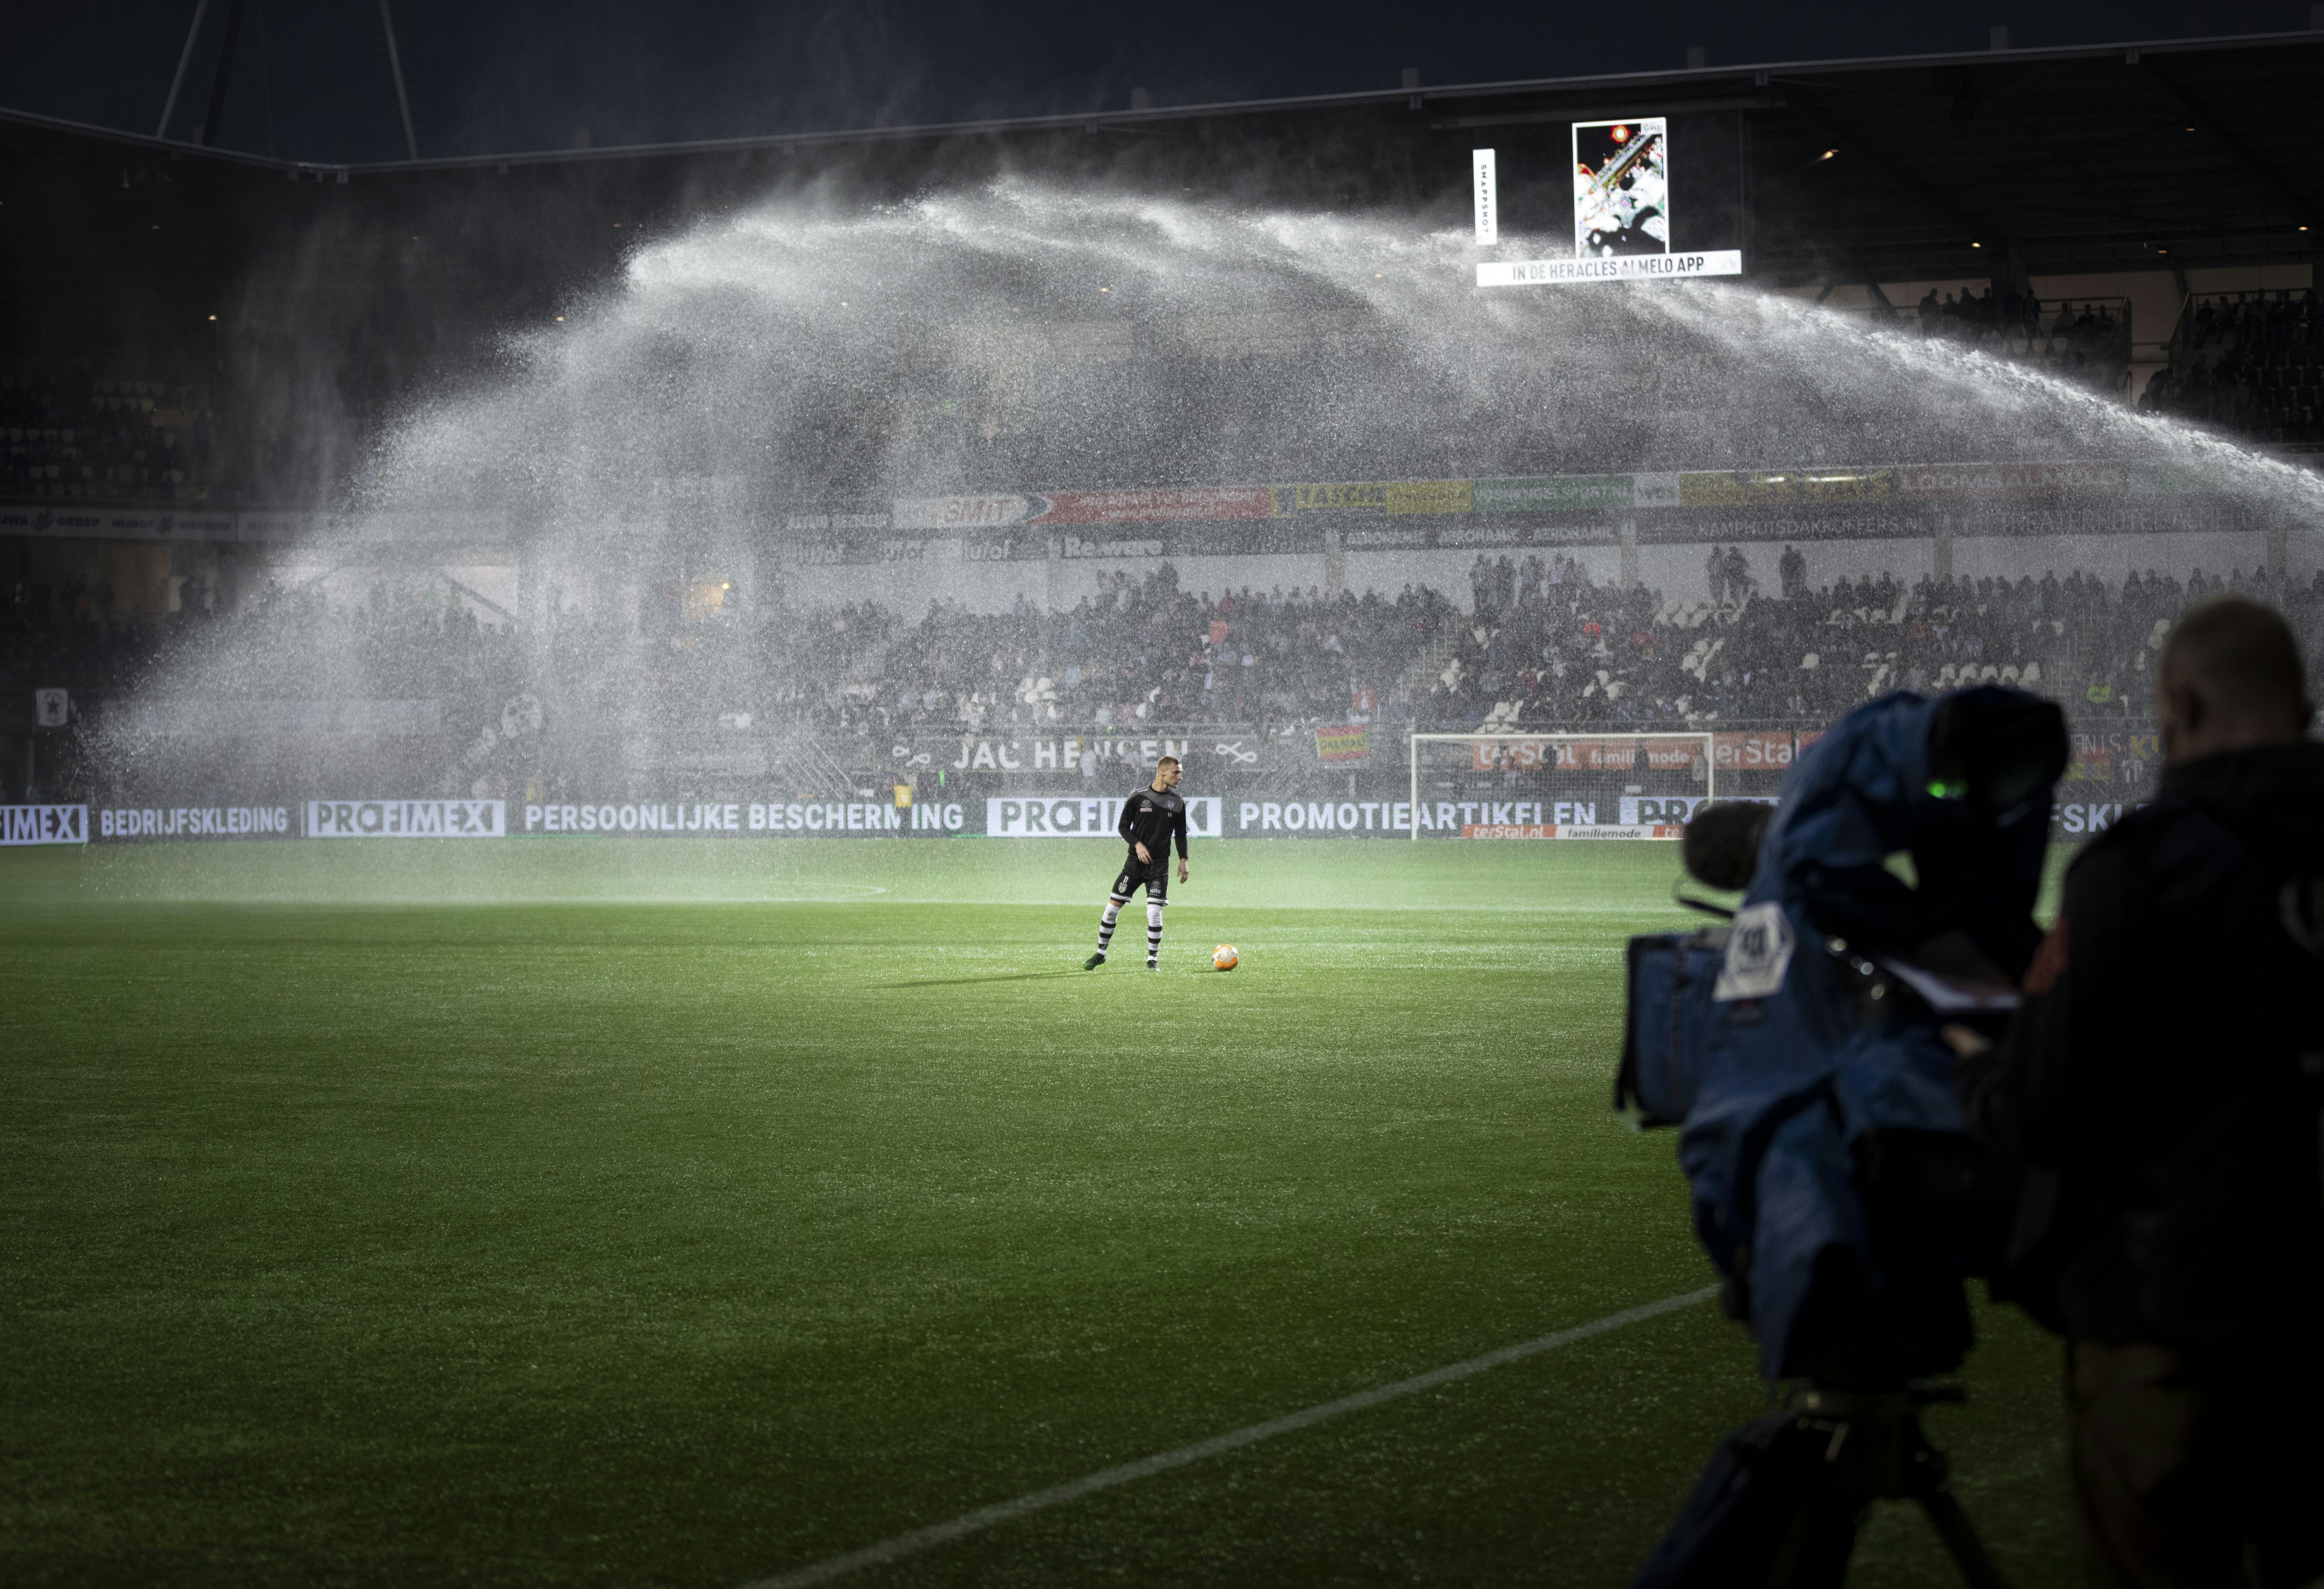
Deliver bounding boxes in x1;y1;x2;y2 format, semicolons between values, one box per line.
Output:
1406;731;1717;839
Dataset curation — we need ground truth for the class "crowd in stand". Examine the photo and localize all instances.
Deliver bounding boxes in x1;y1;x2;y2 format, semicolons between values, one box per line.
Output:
2138;291;2324;447
858;567;1453;734
1427;547;2324;734
0;375;221;504
9;552;2322;784
1910;287;2128;393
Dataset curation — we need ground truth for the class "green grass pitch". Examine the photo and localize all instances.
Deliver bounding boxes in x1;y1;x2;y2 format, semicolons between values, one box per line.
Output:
2;838;2074;1587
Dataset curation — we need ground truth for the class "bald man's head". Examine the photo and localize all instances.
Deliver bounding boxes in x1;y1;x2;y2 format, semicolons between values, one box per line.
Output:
2154;595;2314;765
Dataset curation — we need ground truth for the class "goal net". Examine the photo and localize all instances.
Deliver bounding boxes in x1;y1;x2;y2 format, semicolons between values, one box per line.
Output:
1406;732;1715;839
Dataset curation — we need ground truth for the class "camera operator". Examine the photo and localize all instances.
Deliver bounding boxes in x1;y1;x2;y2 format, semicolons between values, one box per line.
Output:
1955;594;2324;1589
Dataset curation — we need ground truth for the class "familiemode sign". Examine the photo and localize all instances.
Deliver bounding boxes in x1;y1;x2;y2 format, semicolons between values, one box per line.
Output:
307;800;505;838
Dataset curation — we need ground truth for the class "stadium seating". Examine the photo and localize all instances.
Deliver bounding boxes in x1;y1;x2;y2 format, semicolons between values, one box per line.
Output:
0;374;223;503
2140;289;2324;448
10;552;2319;763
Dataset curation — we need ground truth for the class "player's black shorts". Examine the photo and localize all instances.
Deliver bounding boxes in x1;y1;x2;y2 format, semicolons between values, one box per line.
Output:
1110;852;1169;905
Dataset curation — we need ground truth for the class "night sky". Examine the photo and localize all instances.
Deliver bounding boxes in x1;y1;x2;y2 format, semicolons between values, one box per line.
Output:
2;0;2313;165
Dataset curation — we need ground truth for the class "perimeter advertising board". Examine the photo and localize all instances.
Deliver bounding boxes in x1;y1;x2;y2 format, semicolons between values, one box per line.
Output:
521;800;966;835
2;805;87;845
987;796;1222;839
99;804;296;840
307;800;506;838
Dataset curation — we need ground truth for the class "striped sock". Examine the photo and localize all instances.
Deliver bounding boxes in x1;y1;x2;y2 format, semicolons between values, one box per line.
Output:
1146;901;1164;966
1097;901;1122;956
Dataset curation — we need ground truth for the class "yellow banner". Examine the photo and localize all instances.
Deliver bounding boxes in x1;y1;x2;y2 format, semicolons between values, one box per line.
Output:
1677;469;1894;506
1289;480;1474;515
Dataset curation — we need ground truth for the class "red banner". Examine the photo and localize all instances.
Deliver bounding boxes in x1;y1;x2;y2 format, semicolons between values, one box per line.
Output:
1470;738;1706;772
1893;461;2127;498
1029;487;1276;524
1712;731;1795;771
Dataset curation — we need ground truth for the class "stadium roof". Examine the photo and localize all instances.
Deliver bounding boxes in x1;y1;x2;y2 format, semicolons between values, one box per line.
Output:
2;28;2320;377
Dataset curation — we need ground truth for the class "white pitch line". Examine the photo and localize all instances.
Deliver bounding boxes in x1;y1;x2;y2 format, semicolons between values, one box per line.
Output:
740;1284;1720;1589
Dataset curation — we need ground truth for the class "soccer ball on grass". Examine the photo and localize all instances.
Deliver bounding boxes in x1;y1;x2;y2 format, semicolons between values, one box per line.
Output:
1212;944;1239;971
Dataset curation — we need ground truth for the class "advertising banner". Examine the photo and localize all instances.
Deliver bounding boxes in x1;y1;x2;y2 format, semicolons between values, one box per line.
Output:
99;804;295;840
986;795;1223;839
2053;801;2138;837
1280;481;1474;515
1712;731;1797;772
1314;725;1371;764
0;503;238;541
516;800;958;835
1469;738;1704;772
1677;470;1894;508
1893;461;2127;499
2062;730;2159;787
890;488;1277;532
307;799;505;838
783;455;2242;547
1036;488;1275;524
1463;822;1685;839
908;734;1199;774
1239;799;1416;834
891;495;1037;531
2;804;87;845
1619;795;1711;825
1478;252;1741;287
1471;476;1637;513
1573;117;1670;258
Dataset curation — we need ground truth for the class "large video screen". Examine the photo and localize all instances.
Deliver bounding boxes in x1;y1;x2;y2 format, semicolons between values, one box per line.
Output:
1572;118;1669;257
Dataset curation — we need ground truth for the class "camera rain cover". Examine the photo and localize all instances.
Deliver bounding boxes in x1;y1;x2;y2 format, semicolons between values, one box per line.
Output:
1673;688;2063;1382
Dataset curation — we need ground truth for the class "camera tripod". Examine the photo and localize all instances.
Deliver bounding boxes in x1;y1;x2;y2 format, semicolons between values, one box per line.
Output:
1764;1383;2011;1589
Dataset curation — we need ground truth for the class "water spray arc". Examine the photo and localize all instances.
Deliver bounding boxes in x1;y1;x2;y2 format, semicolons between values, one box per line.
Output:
105;181;2321;807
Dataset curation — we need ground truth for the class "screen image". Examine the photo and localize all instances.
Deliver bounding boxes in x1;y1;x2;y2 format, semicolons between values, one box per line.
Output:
1572;118;1669;257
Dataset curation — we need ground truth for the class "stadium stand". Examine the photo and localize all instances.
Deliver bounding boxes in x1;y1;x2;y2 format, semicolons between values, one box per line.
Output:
2140;288;2324;448
0;374;225;502
13;556;2319;765
1908;288;2132;395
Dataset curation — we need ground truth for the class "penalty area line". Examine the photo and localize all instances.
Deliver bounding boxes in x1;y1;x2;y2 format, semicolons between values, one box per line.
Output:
738;1284;1720;1589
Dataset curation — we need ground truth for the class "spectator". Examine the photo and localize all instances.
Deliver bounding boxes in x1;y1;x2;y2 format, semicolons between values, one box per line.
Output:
1706;545;1727;602
1957;596;2324;1588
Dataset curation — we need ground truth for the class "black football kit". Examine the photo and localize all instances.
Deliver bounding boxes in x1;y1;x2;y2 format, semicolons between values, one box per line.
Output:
1090;779;1190;968
1110;783;1189;904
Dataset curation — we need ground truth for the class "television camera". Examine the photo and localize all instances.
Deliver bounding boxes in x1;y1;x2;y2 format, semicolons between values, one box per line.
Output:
1617;687;2068;1588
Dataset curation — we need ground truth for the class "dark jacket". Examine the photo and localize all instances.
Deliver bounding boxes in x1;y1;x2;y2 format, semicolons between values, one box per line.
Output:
1961;741;2324;1354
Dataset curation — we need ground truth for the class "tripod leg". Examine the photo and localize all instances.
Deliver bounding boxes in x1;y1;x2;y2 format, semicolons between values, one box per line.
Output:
1766;1493;1860;1589
1917;1489;2013;1589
